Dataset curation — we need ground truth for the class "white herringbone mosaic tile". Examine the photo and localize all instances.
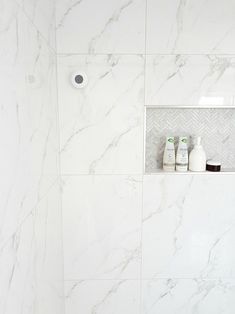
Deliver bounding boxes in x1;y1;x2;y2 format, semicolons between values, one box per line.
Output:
145;108;235;172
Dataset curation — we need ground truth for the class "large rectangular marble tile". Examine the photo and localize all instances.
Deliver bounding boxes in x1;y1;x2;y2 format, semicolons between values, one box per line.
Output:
0;0;59;243
58;54;144;174
0;0;59;188
65;280;140;314
0;181;63;314
142;174;235;279
146;0;235;54
62;175;142;280
15;0;56;50
145;55;235;107
0;1;62;313
142;279;235;314
56;0;145;54
30;181;64;314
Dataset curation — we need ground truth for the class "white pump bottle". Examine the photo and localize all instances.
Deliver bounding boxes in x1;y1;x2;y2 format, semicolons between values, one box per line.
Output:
189;137;206;172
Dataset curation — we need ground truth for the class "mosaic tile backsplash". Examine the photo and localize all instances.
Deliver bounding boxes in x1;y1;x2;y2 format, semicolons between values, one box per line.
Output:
145;108;235;172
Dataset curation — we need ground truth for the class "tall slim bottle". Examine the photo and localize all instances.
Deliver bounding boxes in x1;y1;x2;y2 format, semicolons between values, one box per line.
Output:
176;136;188;172
163;136;175;171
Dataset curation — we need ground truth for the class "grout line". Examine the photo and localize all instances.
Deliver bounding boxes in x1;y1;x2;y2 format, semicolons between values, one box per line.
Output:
144;53;235;56
56;52;146;56
54;23;66;314
56;52;235;56
61;173;144;176
139;0;148;313
63;277;235;281
145;171;235;175
145;105;235;109
64;279;142;282
60;172;235;177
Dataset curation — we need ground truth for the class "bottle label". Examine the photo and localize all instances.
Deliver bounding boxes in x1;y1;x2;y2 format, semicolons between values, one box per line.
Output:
176;164;188;171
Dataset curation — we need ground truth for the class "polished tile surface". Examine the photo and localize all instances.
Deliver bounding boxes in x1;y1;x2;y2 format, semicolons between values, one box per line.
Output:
58;54;144;175
55;1;235;314
0;0;63;313
0;181;63;314
56;0;146;54
62;175;142;280
142;174;235;278
16;0;56;49
147;0;235;54
65;280;140;314
145;55;235;107
142;279;235;314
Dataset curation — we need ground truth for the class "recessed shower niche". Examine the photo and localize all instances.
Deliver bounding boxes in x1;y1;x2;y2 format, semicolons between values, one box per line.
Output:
145;107;235;173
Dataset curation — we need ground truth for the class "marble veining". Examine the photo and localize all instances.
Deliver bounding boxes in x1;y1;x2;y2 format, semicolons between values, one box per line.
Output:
0;0;63;313
145;55;235;107
58;54;144;175
0;181;64;314
1;0;235;313
147;0;235;54
56;0;145;54
15;0;56;50
65;280;140;314
142;278;235;314
62;175;142;280
142;175;235;279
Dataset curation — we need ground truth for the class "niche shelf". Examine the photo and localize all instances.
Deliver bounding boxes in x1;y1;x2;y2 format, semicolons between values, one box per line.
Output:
145;107;235;174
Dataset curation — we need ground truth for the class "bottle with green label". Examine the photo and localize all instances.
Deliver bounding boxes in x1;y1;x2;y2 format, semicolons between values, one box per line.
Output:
176;136;188;172
163;136;175;171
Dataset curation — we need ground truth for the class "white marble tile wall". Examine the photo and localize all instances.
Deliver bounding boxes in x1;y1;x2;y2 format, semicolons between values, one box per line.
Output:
142;175;235;279
0;0;63;313
15;0;56;50
142;174;235;314
65;280;140;314
57;54;144;174
62;176;142;313
145;55;235;107
146;0;235;54
56;0;146;54
62;175;142;280
56;0;235;313
142;279;235;314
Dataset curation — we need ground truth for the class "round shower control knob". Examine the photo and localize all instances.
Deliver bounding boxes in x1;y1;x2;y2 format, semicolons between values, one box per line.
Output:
71;72;88;88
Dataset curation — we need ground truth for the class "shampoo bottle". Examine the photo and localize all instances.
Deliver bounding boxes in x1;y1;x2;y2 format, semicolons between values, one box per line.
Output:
176;136;188;172
189;137;206;172
163;136;175;171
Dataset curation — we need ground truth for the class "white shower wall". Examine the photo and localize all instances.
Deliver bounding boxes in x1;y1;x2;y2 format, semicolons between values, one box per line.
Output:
2;0;235;313
0;0;64;313
56;1;235;314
